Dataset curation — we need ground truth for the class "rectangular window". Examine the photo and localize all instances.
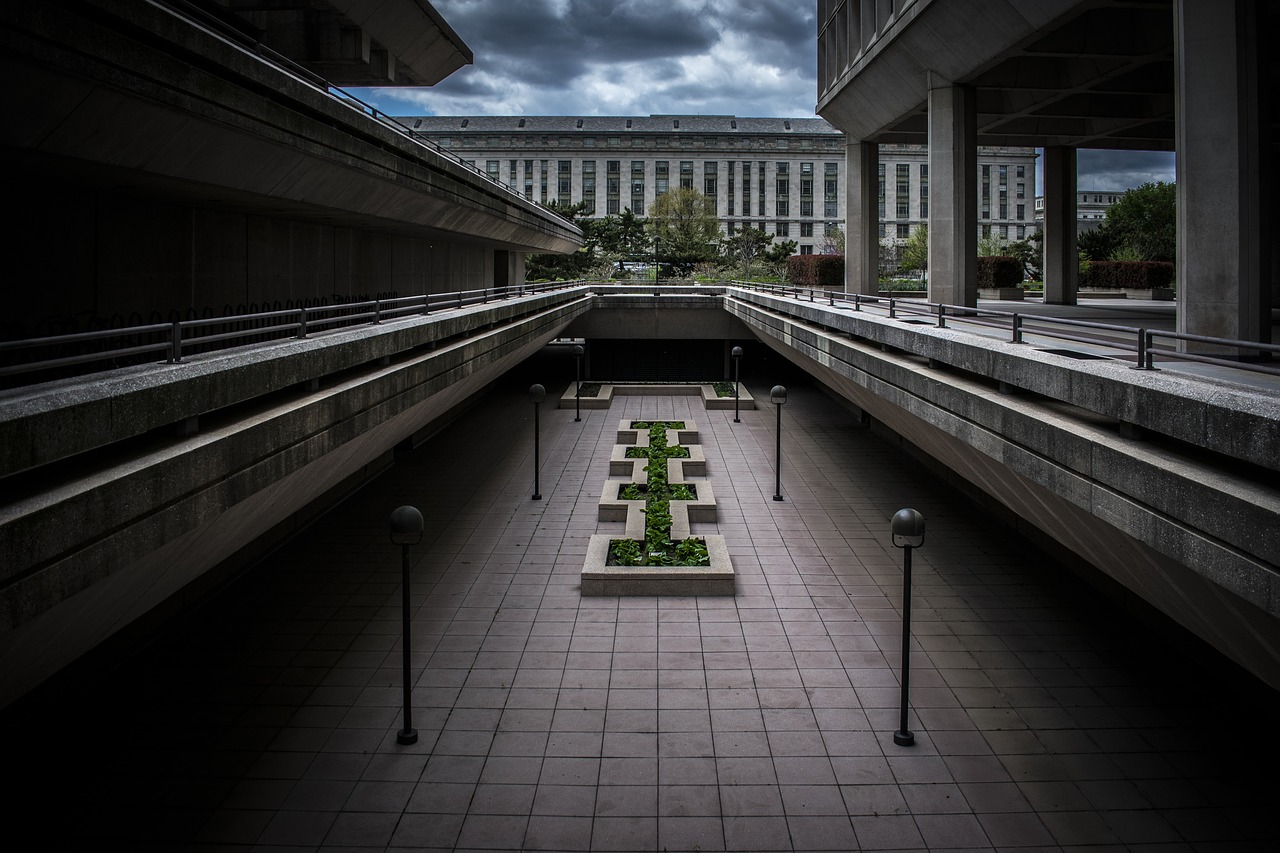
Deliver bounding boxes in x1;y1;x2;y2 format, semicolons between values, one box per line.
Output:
776;222;790;237
704;161;718;209
877;163;886;218
558;160;571;201
896;163;910;219
1017;165;1025;178
758;162;765;216
582;160;596;215
1017;225;1026;239
630;160;645;215
485;160;500;179
800;245;813;255
727;161;735;215
524;158;534;200
606;160;621;215
800;222;814;237
655;161;669;196
1016;182;1025;200
509;159;517;183
776;196;789;216
919;163;929;219
897;223;910;239
1016;203;1025;220
539;161;548;203
680;161;694;190
742;166;751;216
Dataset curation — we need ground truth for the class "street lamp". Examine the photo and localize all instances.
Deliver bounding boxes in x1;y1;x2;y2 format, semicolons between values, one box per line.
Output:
731;346;743;423
529;383;545;500
890;508;926;747
770;385;787;501
573;345;584;422
389;505;424;746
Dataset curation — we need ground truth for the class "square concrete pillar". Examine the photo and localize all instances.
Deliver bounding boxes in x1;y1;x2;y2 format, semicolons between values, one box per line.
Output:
1043;146;1079;305
845;141;879;295
1175;0;1267;347
927;83;977;307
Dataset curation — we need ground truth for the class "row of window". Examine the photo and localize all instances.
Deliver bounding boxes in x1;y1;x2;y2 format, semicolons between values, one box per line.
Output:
435;134;844;151
875;162;1030;221
878;222;1030;240
479;158;843;218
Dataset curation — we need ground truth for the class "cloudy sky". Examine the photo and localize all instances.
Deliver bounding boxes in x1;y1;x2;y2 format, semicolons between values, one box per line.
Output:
350;0;1174;191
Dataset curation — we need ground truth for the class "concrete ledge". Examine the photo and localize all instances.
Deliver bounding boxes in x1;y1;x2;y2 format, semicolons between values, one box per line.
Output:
581;534;734;596
559;385;756;411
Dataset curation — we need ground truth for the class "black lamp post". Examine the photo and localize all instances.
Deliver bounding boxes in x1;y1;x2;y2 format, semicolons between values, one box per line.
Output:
529;383;545;500
573;345;584;422
890;508;926;747
770;385;787;501
731;346;743;423
389;505;424;746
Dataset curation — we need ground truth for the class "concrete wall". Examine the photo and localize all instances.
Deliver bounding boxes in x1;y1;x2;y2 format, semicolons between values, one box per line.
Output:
9;182;509;332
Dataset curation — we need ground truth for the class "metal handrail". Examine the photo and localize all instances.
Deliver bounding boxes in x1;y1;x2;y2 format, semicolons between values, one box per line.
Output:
733;282;1279;379
1;281;588;383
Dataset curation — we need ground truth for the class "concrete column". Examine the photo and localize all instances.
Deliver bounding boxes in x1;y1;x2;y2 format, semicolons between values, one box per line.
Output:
1042;146;1079;305
927;83;977;307
845;141;879;295
1175;0;1267;347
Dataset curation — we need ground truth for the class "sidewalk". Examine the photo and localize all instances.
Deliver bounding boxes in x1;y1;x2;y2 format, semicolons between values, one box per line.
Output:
7;351;1278;851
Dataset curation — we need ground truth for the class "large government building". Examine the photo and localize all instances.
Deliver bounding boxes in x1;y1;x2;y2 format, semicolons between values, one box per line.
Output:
410;116;1038;255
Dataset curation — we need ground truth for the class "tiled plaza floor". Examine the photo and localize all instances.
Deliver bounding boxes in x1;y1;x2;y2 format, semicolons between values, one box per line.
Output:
7;351;1279;851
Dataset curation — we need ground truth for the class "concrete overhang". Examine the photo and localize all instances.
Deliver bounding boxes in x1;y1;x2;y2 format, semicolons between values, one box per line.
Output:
1;1;576;254
817;0;1175;150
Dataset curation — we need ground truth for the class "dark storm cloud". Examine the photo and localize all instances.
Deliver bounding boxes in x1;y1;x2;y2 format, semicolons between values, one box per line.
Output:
363;0;818;118
1076;150;1176;190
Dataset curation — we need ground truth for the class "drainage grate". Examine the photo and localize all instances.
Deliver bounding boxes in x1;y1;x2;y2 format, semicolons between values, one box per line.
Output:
1037;348;1113;360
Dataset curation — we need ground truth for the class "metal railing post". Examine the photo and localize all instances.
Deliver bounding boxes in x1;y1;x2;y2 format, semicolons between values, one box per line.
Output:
936;303;946;329
889;298;897;319
373;299;382;325
422;294;431;315
169;321;183;363
297;308;308;339
854;294;861;312
1012;313;1023;344
1135;328;1153;369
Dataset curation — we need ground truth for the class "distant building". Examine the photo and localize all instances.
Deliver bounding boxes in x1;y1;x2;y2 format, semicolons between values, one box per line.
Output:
410;116;1038;255
1034;190;1127;233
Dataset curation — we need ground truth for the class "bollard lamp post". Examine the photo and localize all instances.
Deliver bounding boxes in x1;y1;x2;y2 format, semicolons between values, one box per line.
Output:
573;345;584;422
529;383;545;500
770;385;787;501
731;346;743;423
890;508;926;747
390;505;424;745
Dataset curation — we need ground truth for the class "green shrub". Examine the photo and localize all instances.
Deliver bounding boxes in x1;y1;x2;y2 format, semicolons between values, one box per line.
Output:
976;256;1024;289
1079;260;1175;290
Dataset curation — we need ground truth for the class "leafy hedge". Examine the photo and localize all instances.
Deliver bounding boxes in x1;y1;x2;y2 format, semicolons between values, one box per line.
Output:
1080;260;1175;290
977;256;1024;289
787;254;845;288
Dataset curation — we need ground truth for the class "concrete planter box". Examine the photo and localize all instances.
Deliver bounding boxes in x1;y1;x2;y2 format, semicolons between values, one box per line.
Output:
978;287;1025;300
583;417;734;596
560;383;755;411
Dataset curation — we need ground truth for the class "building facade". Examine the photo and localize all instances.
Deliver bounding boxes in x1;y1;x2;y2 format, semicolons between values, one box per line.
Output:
1034;190;1127;234
410;116;1037;256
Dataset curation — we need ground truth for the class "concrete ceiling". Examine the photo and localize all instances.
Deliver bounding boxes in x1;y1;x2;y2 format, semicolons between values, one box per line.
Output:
820;0;1178;150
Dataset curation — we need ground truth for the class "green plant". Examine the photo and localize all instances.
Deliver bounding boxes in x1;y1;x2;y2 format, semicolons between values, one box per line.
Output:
713;381;735;397
608;420;708;567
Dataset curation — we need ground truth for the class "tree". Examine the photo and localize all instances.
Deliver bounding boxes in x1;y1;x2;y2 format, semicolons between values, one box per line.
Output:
525;200;598;280
1008;231;1044;280
589;208;649;277
647;187;721;277
1100;181;1176;263
820;226;845;255
900;224;928;274
721;226;772;280
763;239;798;280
